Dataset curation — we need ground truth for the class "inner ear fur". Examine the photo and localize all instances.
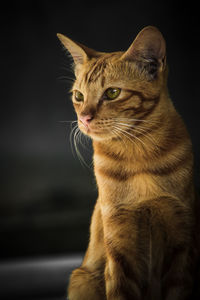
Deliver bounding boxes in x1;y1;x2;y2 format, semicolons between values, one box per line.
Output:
57;33;102;66
122;26;166;78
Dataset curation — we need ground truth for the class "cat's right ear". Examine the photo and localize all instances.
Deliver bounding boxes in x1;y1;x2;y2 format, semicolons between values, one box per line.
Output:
57;33;100;66
121;26;166;79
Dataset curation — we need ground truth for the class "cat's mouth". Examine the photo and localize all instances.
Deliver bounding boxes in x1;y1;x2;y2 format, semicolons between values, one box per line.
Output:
78;120;113;140
79;121;103;135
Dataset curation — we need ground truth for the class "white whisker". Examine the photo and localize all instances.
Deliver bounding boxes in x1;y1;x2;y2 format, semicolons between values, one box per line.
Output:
70;124;78;157
112;128;128;149
58;120;78;125
115;125;147;149
69;122;91;169
57;75;75;83
117;122;158;150
112;117;161;125
79;131;89;151
113;125;141;151
74;127;87;167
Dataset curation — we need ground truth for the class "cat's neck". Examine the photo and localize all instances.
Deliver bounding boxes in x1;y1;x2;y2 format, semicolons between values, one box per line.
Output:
93;136;148;164
93;133;155;173
92;104;191;175
92;108;193;204
93;113;166;168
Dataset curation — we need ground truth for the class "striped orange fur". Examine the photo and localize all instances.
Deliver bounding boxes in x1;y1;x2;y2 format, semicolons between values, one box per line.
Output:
57;26;200;300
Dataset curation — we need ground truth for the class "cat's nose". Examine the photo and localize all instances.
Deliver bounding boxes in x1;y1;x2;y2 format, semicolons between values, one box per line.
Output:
79;114;93;127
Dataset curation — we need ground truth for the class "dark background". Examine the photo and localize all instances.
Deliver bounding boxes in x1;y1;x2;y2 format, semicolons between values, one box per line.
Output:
1;1;200;261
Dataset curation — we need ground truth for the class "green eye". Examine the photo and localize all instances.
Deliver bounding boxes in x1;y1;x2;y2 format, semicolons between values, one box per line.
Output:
75;90;84;102
105;87;121;100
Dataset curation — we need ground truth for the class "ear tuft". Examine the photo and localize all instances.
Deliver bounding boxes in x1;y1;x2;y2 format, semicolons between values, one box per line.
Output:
57;33;102;66
122;26;166;79
57;33;87;65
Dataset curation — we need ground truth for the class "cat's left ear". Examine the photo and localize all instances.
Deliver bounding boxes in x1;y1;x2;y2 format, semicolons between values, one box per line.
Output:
122;26;166;79
57;33;101;66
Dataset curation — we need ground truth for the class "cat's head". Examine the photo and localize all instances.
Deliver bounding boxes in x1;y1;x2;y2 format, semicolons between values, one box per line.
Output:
57;26;167;141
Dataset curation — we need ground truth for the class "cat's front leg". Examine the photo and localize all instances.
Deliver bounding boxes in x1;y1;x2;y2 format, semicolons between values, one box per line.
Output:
103;205;149;300
162;248;194;300
103;197;194;300
68;200;106;300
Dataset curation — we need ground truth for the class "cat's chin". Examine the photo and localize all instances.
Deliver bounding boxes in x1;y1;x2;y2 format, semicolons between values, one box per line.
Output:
86;132;114;142
90;133;113;142
79;127;114;142
78;122;112;141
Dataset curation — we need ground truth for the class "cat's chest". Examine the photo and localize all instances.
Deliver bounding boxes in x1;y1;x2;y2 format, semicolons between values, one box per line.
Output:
94;155;160;205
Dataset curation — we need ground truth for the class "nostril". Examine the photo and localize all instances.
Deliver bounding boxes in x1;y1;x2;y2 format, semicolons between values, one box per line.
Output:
79;114;93;127
85;115;93;122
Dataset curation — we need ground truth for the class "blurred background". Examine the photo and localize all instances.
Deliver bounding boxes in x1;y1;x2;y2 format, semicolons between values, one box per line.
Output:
0;1;200;299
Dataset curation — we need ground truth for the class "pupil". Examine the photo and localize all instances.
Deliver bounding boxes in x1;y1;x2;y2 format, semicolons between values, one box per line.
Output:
104;87;120;100
76;91;83;101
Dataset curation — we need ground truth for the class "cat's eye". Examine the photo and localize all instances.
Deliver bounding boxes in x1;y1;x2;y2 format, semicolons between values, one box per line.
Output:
105;87;121;100
75;90;84;102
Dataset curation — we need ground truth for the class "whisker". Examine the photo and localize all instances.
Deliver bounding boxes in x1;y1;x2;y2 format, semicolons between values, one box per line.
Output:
69;123;92;169
58;120;78;124
73;127;88;168
115;125;147;149
79;131;90;151
70;124;78;157
112;121;148;131
112;117;161;125
117;122;158;149
133;125;159;149
57;75;75;83
112;128;128;150
58;65;75;76
113;126;141;151
131;127;158;150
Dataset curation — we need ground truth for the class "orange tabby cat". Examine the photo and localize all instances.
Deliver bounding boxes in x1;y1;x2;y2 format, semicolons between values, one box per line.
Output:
57;26;200;300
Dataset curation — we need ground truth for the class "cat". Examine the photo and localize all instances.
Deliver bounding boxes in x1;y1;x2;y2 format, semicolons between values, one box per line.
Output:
57;26;200;300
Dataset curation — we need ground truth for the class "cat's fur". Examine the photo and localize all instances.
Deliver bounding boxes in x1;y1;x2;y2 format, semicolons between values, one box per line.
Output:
57;26;200;300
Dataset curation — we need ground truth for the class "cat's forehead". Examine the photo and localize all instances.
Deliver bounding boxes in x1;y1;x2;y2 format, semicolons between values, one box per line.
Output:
74;52;125;91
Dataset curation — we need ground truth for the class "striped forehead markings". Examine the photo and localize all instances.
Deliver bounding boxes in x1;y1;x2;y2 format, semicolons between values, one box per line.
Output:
84;54;115;85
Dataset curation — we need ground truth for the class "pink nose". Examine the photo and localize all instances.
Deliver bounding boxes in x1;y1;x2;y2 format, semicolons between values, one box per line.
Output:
79;114;93;127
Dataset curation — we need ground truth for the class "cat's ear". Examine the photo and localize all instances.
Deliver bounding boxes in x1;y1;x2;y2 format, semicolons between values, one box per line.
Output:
122;26;166;79
57;33;101;66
